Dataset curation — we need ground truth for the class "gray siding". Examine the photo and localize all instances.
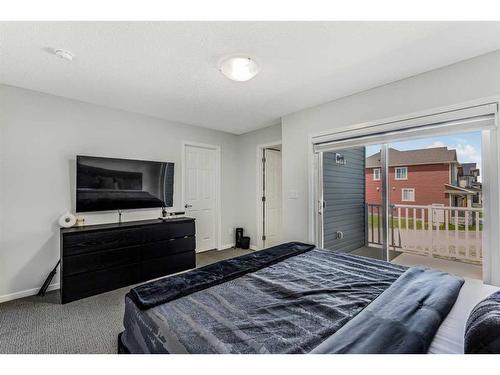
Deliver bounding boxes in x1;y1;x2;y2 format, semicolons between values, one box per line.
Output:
323;148;366;252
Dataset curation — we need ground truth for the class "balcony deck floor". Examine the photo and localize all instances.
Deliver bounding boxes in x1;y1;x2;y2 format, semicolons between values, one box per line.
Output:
351;246;482;280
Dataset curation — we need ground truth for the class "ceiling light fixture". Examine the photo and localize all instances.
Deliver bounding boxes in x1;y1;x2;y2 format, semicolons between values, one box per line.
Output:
54;49;74;61
218;55;259;82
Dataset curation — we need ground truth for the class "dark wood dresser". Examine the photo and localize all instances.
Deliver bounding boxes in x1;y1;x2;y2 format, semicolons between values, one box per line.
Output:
60;217;196;303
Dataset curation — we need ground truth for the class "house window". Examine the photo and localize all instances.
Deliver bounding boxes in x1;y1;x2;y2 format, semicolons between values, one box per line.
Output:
373;168;380;181
402;188;415;202
395;167;408;180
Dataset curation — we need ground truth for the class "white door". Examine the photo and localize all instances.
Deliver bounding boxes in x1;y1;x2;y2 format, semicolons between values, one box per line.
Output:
264;149;282;247
184;145;218;252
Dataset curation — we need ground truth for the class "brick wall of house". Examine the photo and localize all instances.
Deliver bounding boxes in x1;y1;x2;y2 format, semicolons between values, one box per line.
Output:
365;164;450;206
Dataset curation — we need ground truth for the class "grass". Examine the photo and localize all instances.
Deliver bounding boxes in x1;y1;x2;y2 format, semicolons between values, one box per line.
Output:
367;214;483;231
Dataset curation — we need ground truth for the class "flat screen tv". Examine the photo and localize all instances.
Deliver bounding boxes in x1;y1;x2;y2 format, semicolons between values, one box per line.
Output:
76;155;174;213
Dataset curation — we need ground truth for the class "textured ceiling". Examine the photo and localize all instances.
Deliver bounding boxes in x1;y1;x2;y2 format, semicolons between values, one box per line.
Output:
2;22;500;134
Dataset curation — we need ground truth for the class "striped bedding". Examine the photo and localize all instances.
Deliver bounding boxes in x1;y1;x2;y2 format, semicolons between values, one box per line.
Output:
121;247;409;353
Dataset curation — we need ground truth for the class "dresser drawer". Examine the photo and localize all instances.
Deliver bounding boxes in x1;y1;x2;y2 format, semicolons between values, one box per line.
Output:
169;221;195;238
168;236;196;254
139;236;195;260
140;251;196;281
63;224;170;256
140;240;170;260
63;246;141;277
62;264;141;303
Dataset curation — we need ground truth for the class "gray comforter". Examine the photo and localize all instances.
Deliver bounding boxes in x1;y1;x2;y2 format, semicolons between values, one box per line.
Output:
122;247;407;353
121;246;463;354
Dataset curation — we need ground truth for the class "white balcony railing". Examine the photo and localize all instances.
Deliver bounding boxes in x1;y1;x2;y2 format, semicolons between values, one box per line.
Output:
367;204;482;264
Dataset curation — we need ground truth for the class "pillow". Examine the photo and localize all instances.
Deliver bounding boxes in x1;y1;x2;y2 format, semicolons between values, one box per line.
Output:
464;291;500;354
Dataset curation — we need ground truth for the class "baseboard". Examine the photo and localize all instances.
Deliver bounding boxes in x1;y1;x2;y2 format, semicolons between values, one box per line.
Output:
219;243;259;251
0;283;60;304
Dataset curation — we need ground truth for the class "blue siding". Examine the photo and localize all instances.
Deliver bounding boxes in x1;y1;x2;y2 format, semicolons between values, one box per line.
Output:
323;148;366;252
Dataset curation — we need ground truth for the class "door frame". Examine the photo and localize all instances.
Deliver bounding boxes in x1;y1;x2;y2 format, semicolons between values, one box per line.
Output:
181;141;222;251
308;99;500;285
256;140;282;250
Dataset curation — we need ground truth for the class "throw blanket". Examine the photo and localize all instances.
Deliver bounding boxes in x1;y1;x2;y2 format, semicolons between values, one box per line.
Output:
311;266;464;353
129;242;316;309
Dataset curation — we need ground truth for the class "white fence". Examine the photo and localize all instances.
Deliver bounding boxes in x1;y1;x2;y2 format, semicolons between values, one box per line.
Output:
392;204;482;264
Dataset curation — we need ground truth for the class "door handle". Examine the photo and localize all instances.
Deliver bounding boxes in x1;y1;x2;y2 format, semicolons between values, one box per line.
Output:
185;204;193;208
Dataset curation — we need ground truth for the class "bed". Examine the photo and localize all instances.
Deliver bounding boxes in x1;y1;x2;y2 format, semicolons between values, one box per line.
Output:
118;242;497;354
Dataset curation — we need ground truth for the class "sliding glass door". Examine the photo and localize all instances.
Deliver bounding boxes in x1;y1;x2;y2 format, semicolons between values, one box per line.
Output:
385;133;484;279
313;103;496;283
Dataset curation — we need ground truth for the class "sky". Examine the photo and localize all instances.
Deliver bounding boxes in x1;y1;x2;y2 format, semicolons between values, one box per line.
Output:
365;131;482;169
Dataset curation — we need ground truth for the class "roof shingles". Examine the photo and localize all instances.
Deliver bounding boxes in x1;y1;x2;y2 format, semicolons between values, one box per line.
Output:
366;147;458;168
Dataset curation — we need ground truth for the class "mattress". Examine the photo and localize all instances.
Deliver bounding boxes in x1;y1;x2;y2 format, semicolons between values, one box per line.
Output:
428;278;499;354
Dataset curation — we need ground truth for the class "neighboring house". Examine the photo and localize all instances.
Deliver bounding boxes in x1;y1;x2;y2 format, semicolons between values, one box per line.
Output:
457;162;482;206
365;147;482;208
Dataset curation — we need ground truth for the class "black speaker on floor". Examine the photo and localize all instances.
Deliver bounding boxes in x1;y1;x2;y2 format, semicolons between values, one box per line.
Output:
235;228;243;248
240;236;250;249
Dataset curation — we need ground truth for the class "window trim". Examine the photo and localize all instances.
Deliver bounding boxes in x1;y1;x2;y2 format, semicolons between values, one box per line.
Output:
373;168;380;181
401;188;415;202
395;166;408;180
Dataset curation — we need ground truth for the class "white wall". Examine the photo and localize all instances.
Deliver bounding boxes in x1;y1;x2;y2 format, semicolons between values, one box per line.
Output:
281;49;500;243
235;123;282;249
0;85;242;301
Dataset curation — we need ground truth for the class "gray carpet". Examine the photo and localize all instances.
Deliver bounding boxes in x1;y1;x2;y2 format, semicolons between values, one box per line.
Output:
0;247;252;354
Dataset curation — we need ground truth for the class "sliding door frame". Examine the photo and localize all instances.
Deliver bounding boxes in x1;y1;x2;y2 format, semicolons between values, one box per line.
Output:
310;100;500;285
314;152;324;248
380;144;389;261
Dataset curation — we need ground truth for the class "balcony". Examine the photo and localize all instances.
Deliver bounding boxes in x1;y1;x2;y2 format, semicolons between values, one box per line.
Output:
355;203;483;279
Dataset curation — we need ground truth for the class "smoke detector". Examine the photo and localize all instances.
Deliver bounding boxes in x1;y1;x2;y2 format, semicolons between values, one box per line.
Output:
54;49;74;61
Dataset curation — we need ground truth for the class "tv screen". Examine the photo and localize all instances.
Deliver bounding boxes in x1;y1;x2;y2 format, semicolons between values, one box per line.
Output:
76;155;174;212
